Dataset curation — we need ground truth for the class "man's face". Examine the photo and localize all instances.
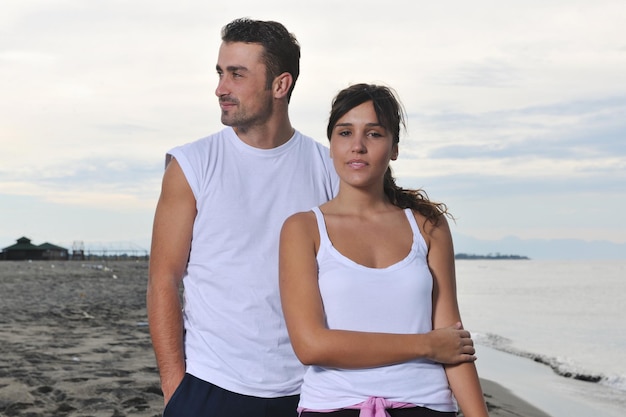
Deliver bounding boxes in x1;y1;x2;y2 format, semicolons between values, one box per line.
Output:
215;41;274;130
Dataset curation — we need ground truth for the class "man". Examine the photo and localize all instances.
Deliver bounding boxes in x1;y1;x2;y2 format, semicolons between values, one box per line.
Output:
146;18;338;417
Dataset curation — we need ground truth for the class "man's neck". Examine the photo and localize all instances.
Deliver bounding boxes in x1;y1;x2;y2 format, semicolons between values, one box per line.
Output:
233;116;294;149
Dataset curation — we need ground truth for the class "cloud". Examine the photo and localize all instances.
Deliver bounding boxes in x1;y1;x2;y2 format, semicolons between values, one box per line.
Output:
2;1;626;251
0;155;162;210
395;95;626;175
433;59;523;88
404;172;626;197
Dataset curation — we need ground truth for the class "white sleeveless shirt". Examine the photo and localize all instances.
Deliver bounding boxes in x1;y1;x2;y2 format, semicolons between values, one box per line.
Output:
298;207;457;412
168;128;338;397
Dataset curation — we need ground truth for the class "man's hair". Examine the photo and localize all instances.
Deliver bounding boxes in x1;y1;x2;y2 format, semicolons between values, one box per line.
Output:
222;18;300;101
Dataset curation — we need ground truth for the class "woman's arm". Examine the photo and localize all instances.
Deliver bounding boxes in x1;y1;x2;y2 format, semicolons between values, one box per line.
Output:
426;215;489;417
279;212;476;369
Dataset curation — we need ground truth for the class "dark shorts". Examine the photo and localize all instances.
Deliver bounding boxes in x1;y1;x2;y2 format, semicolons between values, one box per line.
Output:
163;373;300;417
300;407;455;417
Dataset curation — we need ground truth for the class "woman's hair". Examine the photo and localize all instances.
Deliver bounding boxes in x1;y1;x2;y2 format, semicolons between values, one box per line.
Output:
327;83;450;224
221;18;300;102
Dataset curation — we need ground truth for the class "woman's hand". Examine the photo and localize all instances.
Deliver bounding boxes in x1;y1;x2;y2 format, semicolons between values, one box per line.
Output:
426;322;476;364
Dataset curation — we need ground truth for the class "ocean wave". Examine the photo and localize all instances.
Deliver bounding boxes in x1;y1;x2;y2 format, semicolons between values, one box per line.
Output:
475;332;626;392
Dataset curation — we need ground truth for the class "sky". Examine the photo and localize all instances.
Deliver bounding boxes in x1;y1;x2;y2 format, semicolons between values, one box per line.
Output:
1;1;625;258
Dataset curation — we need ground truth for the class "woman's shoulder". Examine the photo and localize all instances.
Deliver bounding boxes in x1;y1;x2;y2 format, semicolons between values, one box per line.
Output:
281;210;321;251
409;208;452;240
283;210;318;233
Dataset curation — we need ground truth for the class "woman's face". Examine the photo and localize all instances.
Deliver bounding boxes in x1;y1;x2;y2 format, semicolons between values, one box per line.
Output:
330;100;398;190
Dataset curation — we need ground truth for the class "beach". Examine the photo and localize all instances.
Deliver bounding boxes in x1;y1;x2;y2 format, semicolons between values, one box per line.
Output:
0;260;551;417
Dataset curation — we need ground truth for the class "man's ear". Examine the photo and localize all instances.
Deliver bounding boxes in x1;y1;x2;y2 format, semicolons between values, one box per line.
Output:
273;72;293;99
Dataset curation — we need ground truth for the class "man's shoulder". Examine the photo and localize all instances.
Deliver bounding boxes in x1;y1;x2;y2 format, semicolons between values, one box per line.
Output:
293;130;330;152
187;127;233;146
294;130;323;144
170;127;234;153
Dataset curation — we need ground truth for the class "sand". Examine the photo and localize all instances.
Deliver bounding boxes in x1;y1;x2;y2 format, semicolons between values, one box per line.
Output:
0;260;551;417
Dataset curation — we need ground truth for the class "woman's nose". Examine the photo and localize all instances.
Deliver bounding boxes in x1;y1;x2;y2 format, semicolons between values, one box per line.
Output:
351;135;366;153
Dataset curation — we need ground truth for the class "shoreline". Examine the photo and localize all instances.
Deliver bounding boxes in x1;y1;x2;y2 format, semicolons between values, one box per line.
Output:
478;379;551;417
475;344;624;417
0;260;585;416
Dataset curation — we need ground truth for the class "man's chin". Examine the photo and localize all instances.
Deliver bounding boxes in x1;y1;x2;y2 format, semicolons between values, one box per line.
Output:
220;116;234;126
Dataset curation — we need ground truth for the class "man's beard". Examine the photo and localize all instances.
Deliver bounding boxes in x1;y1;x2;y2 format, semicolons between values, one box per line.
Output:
220;94;274;131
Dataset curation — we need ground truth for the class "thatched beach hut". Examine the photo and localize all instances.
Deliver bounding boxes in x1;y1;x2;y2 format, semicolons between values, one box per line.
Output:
1;237;69;261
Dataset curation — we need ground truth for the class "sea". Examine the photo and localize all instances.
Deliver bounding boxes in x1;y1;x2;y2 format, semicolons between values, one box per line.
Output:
455;259;626;417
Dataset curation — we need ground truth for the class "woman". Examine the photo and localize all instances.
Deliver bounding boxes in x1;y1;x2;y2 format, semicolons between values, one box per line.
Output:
279;84;489;417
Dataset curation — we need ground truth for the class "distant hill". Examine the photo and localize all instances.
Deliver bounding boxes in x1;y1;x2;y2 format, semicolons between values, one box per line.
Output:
452;234;626;260
455;253;529;260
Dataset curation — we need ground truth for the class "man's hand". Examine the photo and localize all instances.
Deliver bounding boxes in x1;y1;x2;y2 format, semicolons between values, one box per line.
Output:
161;369;185;406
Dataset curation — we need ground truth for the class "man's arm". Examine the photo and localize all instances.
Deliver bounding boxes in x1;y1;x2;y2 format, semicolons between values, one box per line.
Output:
146;158;196;405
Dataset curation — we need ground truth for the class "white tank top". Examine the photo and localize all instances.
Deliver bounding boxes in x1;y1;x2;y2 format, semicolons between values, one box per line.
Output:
298;207;456;412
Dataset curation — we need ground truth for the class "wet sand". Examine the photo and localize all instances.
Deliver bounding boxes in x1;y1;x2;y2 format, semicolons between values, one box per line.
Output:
0;261;550;416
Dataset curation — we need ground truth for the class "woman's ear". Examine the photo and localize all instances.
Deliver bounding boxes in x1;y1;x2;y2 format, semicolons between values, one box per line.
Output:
391;144;399;161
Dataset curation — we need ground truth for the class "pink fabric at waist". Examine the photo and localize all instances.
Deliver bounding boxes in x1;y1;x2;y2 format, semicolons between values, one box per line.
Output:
299;396;416;417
